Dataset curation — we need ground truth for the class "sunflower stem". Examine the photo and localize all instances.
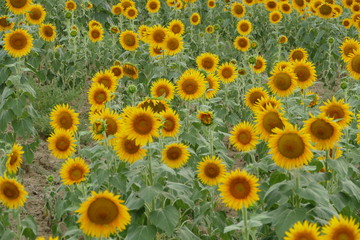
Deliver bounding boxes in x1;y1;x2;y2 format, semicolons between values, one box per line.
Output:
242;206;249;240
209;125;214;156
302;89;307;116
14;209;22;240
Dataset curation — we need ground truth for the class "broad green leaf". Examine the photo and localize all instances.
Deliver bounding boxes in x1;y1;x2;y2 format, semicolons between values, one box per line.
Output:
341;179;360;201
150;205;179;235
139;185;162;203
296;182;330;206
270;207;306;239
125;225;157;240
177;226;201;240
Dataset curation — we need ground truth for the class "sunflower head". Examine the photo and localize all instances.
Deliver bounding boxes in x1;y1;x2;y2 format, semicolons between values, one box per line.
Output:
89;26;104;43
112;3;123;15
252;56;267;74
39;23;56;42
217;62;238;83
4;28;33;58
284;221;321;240
162;143;190;168
236;19;252;35
289;48;309;62
197;156;226;186
151;78;175;100
6;0;32;15
197;111;214;125
50;104;80;134
65;0;77;11
269;11;283;24
47;129;76;159
6;143;24;174
0;176;28;209
147;25;168;48
88;83;111;110
113;135;147;164
234;36;251;52
168;19;185;35
319;97;353;129
60;157;90;185
244;87;269;110
122;63;139;79
230;122;259;152
231;2;246;18
321;215;360;240
110;65;124;79
292;60;317;89
0;16;14;31
177;69;207;100
146;0;161;13
340;38;360;62
26;4;46;25
268;67;298;97
255;105;287;140
137;98;169;114
190;12;201;25
196;52;219;73
164;32;183;56
160;108;181;137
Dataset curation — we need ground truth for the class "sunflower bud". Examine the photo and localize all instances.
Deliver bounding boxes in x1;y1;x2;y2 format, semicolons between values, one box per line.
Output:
197;111;214;126
92;120;106;135
47;175;54;184
248;56;256;64
238;68;246;75
127;84;137;94
199;32;204;37
65;12;72;19
230;59;237;65
251;41;258;49
70;30;78;37
328;37;334;44
340;82;348;89
214;24;220;30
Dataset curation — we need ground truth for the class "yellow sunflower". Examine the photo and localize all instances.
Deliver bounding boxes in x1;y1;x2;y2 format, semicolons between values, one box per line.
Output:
265;0;278;11
292;60;317;89
217;62;238;83
76;190;131;238
197;156;226;186
0;16;14;31
50;104;79;134
160;109;181;137
162;143;190;168
0;176;27;209
255;96;282;112
342;18;352;29
234;36;251;52
150;78;175;100
268;124;313;169
90;108;122;144
321;215;360;240
292;0;306;14
340;38;360;62
319;97;353;129
88;20;102;29
65;0;77;11
60;157;90;185
113;135;147;164
218;169;259;210
230;122;259;152
347;49;360;80
284;221;321;240
208;0;216;8
6;0;32;15
205;25;214;34
280;2;293;14
88;83;111;110
122;63;139;80
120;0;135;11
168;19;185;35
252;56;267;74
196;52;219;73
149;45;163;57
274;61;293;70
6;143;24;174
176;69;207;100
254;105;287;140
190;12;201;25
3;28;33;58
244;0;256;6
146;0;161;13
39;23;56;42
112;3;123;15
289;48;309;62
236;19;252;36
164;32;183;56
197;111;214;125
316;3;333;18
146;25;168;48
110;65;124;80
268;67;298;97
124;7;138;20
137;98;169;114
88;26;104;43
47;129;76;159
26;4;46;25
269;11;283;24
231;2;246;18
205;73;220;99
92;70;118;93
244;87;269;110
303;115;342;150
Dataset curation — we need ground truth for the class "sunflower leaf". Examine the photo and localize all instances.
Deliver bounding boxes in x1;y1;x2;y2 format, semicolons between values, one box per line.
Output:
125;225;157;240
149;205;179;235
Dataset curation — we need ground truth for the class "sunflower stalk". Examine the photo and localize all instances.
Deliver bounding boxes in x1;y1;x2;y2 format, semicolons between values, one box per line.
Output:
14;209;22;240
242;206;249;240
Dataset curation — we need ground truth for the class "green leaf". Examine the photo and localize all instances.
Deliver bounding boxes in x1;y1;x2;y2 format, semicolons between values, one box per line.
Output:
264;181;293;207
0;230;15;240
125;225;157;240
270;207;307;239
296;182;330;206
340;179;360;201
149;205;179;235
177;226;201;240
21;215;38;237
139;185;162;203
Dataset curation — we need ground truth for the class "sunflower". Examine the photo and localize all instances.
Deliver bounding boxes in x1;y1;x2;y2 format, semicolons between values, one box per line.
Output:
175;1;183;9
274;61;293;70
197;156;226;186
265;0;278;11
147;25;168;48
269;11;283;24
146;0;161;13
88;26;104;43
50;104;79;134
121;107;160;145
236;19;252;35
284;221;321;240
197;111;214;125
76;190;131;238
322;215;360;240
176;69;207;100
231;2;246;18
6;0;32;15
122;63;138;79
124;7;138;20
217;62;238;83
268;124;313;169
92;70;118;93
113;135;147;164
196;53;219;73
88;20;102;29
292;60;317;89
234;36;251;52
208;0;216;8
60;157;90;185
254;105;287;140
110;65;124;79
317;3;333;18
218;169;259;210
343;0;353;8
303;115;342;150
151;78;175;100
347;49;360;80
137;98;169;114
47;129;76;159
112;3;123;15
268;67;298;97
138;25;150;42
289;48;309;62
168;19;185;35
319;97;353;129
0;16;14;31
65;0;77;11
252;56;267;74
3;29;33;58
162;143;190;168
244;87;269;110
293;0;306;13
342;18;352;29
160;109;181;137
39;23;56;42
6;143;24;174
149;45;163;57
0;176;27;209
120;0;135;10
278;35;288;43
205;73;220;99
255;96;282;112
164;32;183;56
90;108;122;144
340;38;360;62
205;25;214;34
88;83;111;110
26;4;46;25
190;12;201;25
280;2;293;14
230;122;259;152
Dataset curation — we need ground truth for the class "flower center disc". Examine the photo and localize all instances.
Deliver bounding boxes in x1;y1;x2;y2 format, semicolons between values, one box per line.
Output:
59;112;73;129
124;139;140;154
10;0;26;8
222;67;233;78
202;57;214;69
153;30;165;43
249;91;264;105
182;79;198;94
70;167;83;181
294;66;310;82
171;25;181;34
94;91;107;104
87;198;119;225
105;118;117;136
237;130;252;145
134;115;152;135
273;72;292;90
30;8;42;20
166;147;182;160
164;118;175;131
56;136;70;151
43;26;54;37
10;33;27;50
310;119;334;140
98;77;112;89
278;133;305;158
167;38;179;50
351;55;360;74
9;153;18;165
326;106;344;120
91;30;100;39
292;51;304;61
234;5;244;14
156;87;169;97
204;163;220;178
229;178;250;199
124;34;135;46
2;182;20;199
263;112;285;134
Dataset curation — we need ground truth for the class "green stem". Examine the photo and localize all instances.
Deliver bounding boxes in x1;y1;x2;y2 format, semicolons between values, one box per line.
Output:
15;209;22;240
242;206;249;240
209;125;214;156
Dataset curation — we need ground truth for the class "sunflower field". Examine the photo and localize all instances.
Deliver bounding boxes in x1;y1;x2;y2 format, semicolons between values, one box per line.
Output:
1;0;360;239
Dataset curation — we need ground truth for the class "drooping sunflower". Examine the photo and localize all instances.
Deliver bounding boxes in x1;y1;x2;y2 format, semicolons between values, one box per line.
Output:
6;0;32;15
0;176;27;209
321;215;360;240
164;32;183;56
65;0;77;11
122;63;139;79
190;12;201;25
252;56;267;74
137;98;169;114
197;156;226;186
292;60;317;89
236;19;252;35
6;143;24;174
0;16;14;31
121;107;160;146
230;122;259;152
205;73;220;99
244;87;269;110
26;4;46;25
50;104;79;134
234;36;251;52
255;96;282;112
340;38;360;62
268;67;298;97
289;48;309;62
268;124;313;169
217;62;238;83
162;143;190;168
124;7;138;20
150;78;175;100
112;3;123;15
110;65;124;80
319;97;353;129
88;83;111;110
147;25;168;48
3;29;33;58
197;111;214;125
146;0;161;13
47;129;76;159
88;26;104;43
284;221;322;240
254;105;287;140
39;23;56;42
231;2;246;18
303;115;342;150
218;169;259;210
76;190;131;238
168;19;185;35
196;52;219;73
60;157;90;185
347;49;360;80
113;135;147;164
90;108;122;144
160;108;181;137
176;69;207;100
92;70;118;93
